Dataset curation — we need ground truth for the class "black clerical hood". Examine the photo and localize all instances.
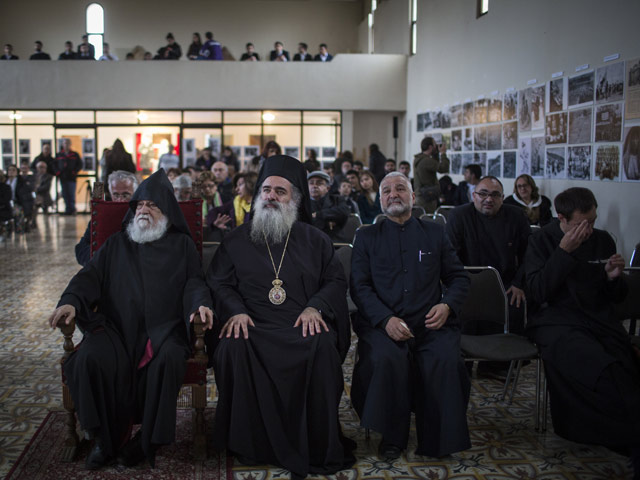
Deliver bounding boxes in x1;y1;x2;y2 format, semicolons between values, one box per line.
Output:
252;155;312;224
123;169;190;235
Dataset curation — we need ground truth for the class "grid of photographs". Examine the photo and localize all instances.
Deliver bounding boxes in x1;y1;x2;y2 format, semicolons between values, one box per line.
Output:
416;59;638;182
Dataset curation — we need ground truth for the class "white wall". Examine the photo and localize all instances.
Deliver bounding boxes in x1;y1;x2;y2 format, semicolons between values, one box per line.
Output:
352;110;405;165
373;0;410;55
404;0;640;259
0;55;407;111
0;0;363;61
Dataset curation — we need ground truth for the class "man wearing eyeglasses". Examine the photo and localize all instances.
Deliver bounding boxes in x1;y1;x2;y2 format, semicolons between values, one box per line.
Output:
75;170;139;266
446;176;531;337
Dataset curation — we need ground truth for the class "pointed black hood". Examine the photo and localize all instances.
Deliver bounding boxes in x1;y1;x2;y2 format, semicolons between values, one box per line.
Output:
252;155;312;224
123;169;190;235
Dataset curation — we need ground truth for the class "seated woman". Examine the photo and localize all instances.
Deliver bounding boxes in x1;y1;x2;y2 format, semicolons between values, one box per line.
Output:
356;170;382;224
205;172;257;238
5;164;33;233
503;174;552;226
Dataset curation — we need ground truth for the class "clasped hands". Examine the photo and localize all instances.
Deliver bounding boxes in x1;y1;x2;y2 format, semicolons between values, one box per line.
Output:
220;307;328;340
385;303;450;342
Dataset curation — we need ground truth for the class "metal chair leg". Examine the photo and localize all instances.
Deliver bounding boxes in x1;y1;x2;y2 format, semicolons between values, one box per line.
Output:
542;371;549;432
501;360;516;400
508;360;523;404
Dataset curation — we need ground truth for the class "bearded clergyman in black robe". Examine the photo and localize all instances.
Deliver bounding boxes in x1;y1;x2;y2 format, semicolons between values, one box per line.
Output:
525;187;640;477
206;155;355;479
350;172;470;461
49;169;213;470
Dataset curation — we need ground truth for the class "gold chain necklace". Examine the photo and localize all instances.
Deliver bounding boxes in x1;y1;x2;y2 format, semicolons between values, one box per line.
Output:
264;228;292;305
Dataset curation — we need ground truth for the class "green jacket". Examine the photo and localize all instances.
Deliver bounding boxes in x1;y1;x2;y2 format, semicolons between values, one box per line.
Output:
413;152;450;210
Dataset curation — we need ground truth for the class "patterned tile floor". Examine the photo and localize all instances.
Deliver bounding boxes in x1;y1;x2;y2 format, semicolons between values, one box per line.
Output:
0;215;633;479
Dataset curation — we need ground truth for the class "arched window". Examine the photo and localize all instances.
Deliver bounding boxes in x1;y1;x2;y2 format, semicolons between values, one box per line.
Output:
86;3;104;59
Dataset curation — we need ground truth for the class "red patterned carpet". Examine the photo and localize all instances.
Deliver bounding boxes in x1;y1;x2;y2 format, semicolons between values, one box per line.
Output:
5;409;231;480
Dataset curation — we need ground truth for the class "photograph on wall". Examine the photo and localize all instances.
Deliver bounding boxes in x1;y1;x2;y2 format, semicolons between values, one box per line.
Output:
622;125;640;181
568;71;595;107
322;147;337;159
2;156;13;171
487;152;501;177
474;99;488;124
18;139;30;156
19;156;30;167
243;145;259;158
503;151;517;178
546;147;566;179
473;126;487;151
416;112;426;132
463;102;474;126
518;88;532;131
530;85;546;130
284;146;300;159
548;77;565;113
517;137;531;175
441;131;451;151
1;139;13;155
488;98;502;123
432;110;442;129
473;152;487;174
182;139;196;166
567;146;592;180
208;137;221;155
423;112;433;130
83;156;95;171
503;121;518;149
593;144;620;181
230;146;242;158
625;57;640;120
594;102;623;142
545;112;567;144
462;128;473;151
568;108;592;144
82;138;94;156
450;104;462;128
531;136;545;177
503;91;517;121
442;109;452;129
487;124;502;150
450;153;462;175
40;139;52;152
461;153;474;170
596;62;624;104
451;129;462;151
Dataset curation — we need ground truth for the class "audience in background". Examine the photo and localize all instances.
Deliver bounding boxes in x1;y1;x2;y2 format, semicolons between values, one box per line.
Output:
220;146;240;176
196;147;217;171
240;42;260;61
77;35;95;58
199;171;222;218
270;41;289;61
33;161;53;216
308;170;350;242
19;161;36;228
166;168;181;183
303;148;320;172
413;137;449;214
5;165;32;233
438;175;457;206
357;170;382;224
29;40;51;60
0;170;12;242
78;43;94;60
172;174;193;201
258;141;282;169
504;174;552;226
31;143;55;175
338;178;360;214
158;144;179;172
314;43;333;62
155;33;182;60
187;33;202;59
98;43;118;61
104;139;136;188
384;159;396;176
353;160;364;172
398;160;411;181
206;172;257;239
454;164;481;205
368;144;387;184
2;44;18;60
212;161;234;203
345;169;362;199
55;138;82;215
58;41;77;60
293;42;313;61
198;31;223;60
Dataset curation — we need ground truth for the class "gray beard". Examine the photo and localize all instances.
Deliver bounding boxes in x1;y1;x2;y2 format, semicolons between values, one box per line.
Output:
250;196;298;245
126;213;169;244
383;201;412;217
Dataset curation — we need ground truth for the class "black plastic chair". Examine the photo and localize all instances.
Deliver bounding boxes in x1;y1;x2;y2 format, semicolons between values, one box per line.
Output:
420;212;447;225
340;213;363;244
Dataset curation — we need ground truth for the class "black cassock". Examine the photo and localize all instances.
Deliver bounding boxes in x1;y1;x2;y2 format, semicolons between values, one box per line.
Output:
526;220;640;449
206;221;354;478
350;217;470;456
60;170;211;459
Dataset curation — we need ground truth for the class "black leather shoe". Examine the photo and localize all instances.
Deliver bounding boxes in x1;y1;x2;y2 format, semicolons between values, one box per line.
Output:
378;440;402;461
85;441;112;470
117;432;145;467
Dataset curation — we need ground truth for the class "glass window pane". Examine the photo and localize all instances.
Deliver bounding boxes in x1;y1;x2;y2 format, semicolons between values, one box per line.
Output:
138;110;181;124
263;126;301;159
15;110;54;124
223;111;261;124
182;128;223;167
16;125;55;165
0;111;13;124
88;34;103;58
96;110;138;124
223;125;262;170
57;111;95;124
1;126;15;170
184;111;222;124
303;111;341;124
303;125;340;160
263;111;301;124
86;3;104;34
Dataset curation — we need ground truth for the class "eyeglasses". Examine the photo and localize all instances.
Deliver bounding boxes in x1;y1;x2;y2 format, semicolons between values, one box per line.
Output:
474;191;503;199
111;192;132;200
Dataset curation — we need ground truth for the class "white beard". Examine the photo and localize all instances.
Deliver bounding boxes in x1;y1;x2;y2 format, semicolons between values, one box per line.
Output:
126;213;169;244
383;200;411;217
250;196;298;245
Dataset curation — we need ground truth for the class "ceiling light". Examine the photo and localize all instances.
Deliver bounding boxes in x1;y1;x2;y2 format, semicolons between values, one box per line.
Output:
262;112;275;122
137;112;148;121
9;113;22;120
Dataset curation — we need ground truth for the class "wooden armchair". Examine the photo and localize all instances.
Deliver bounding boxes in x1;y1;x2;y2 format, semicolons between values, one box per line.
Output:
57;185;208;461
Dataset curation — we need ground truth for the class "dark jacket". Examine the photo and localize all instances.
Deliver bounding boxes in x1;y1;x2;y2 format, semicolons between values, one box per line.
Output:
293;52;313;61
310;194;350;242
55;150;83;181
503;194;553;226
269;49;290;61
356;192;382;225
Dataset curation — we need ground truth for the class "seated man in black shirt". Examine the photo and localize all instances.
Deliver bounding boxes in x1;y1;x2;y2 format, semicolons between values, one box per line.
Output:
308;171;350;242
240;42;260;61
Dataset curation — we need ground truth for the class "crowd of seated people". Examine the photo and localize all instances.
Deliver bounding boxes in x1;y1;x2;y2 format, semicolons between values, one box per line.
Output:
6;35;335;62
